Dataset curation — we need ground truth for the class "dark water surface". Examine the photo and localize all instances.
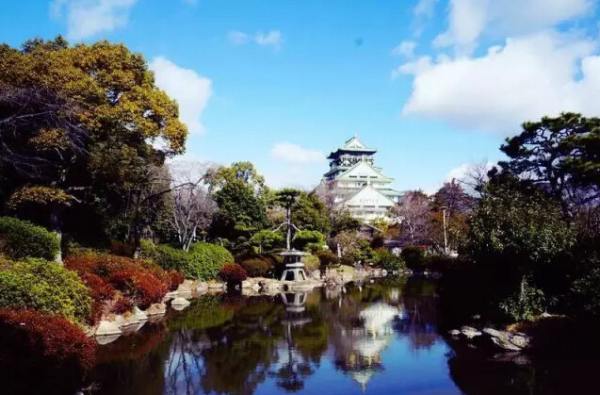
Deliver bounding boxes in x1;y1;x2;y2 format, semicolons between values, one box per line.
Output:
87;278;600;395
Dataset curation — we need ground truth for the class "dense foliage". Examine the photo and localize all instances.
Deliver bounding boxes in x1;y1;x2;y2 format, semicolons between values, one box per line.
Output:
239;257;274;277
0;259;92;324
466;173;575;266
65;253;175;317
0;216;59;260
373;249;405;272
219;263;248;284
0;37;187;249
293;230;326;252
142;240;234;280
0;309;96;395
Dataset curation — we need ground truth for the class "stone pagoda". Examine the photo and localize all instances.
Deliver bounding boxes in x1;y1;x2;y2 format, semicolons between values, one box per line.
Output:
316;136;402;222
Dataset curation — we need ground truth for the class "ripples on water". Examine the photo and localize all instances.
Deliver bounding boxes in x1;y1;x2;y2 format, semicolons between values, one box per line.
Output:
26;277;600;394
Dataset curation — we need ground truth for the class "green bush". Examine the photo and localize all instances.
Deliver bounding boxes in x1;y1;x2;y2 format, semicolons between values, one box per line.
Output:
189;242;234;280
374;249;405;272
293;230;325;252
302;254;320;272
499;277;547;321
0;216;59;260
0;259;92;324
143;240;234;281
401;246;425;270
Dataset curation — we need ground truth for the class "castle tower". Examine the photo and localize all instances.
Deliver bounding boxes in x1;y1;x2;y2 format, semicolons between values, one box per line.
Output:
317;136;402;222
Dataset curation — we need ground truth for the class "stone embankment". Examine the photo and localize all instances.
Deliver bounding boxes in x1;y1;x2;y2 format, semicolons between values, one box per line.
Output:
93;266;393;344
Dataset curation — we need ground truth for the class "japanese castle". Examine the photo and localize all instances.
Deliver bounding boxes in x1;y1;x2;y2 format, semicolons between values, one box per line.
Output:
317;136;402;222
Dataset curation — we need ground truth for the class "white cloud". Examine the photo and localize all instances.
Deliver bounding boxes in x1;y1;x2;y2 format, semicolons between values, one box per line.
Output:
149;57;213;135
400;32;600;133
446;161;495;182
255;30;283;48
228;30;283;49
271;142;325;164
414;0;438;18
228;30;250;45
435;0;593;53
392;40;417;58
51;0;137;40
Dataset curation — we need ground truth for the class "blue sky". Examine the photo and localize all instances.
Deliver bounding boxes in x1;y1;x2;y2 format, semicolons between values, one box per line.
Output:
1;1;600;192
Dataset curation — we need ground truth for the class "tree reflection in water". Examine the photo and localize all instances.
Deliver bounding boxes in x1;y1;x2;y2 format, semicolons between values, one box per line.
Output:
90;276;587;395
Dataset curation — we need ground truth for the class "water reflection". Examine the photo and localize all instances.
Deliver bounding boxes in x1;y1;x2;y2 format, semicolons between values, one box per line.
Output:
89;278;459;395
87;279;471;394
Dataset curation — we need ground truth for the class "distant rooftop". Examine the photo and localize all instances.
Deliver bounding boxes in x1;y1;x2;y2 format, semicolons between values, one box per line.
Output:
328;136;377;159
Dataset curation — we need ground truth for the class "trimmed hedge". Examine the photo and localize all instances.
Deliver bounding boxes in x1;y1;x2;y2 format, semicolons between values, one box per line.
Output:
0;216;59;260
0;259;92;324
142;240;234;281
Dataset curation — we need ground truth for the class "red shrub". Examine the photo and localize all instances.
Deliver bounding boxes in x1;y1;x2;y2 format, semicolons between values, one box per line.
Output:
0;309;96;394
79;272;114;323
65;252;173;312
111;297;134;314
219;263;248;284
168;270;185;291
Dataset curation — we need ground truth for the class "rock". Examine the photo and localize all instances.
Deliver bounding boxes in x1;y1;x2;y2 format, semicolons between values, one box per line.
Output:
95;320;122;337
146;302;167;316
132;306;148;322
449;329;461;336
491;336;522;351
171;297;191;311
460;326;482;339
196;282;209;294
509;334;530;349
483;328;530;351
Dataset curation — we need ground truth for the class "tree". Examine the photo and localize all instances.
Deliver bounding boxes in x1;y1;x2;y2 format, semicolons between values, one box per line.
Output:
330;209;361;235
293;230;325;252
392;190;431;244
249;230;284;254
430;180;474;252
467;172;574;266
500;113;600;214
291;191;331;234
167;165;217;251
209;162;269;242
0;37;187;247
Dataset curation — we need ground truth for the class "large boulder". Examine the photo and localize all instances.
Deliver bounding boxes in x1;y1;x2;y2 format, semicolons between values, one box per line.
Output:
483;328;530;351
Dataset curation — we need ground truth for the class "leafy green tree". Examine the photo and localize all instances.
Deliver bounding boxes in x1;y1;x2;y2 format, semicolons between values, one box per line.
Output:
291;192;331;234
467;172;574;266
0;37;187;248
249;230;284;253
500;113;600;214
209;162;269;242
293;230;325;252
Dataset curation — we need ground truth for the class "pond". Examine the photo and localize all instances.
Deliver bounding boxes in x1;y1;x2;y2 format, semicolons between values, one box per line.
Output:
86;278;599;395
